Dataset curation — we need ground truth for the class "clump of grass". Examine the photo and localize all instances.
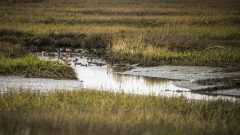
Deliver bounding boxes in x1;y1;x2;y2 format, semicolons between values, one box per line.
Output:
0;55;77;79
0;90;239;135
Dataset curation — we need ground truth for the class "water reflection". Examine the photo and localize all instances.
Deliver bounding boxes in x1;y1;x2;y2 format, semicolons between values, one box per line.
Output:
75;64;189;95
74;64;238;101
1;52;237;101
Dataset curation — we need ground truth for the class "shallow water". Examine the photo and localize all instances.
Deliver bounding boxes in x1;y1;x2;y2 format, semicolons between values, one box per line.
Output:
74;64;239;101
0;52;239;101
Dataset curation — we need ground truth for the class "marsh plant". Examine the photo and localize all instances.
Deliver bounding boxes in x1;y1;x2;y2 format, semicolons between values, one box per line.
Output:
0;41;77;79
0;90;240;135
0;1;240;135
0;0;239;69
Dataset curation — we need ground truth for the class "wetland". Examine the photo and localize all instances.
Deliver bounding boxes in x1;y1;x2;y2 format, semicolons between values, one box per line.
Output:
1;52;239;100
0;0;240;135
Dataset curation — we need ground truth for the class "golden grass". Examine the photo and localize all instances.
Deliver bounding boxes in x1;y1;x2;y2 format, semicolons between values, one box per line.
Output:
0;90;239;135
0;0;239;67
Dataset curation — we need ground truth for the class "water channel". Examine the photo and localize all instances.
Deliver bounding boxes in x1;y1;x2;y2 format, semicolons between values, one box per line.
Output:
0;52;239;101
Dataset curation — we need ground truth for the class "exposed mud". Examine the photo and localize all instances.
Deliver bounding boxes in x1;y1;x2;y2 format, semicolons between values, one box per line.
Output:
122;66;240;97
1;52;239;100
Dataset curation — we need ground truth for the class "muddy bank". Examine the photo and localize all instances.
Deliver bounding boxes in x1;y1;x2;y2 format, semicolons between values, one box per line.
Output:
122;66;239;80
1;52;239;100
122;66;240;97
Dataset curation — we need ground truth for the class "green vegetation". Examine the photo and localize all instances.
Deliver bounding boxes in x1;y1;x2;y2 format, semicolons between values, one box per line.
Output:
0;55;76;79
0;0;239;69
0;90;240;135
0;42;77;79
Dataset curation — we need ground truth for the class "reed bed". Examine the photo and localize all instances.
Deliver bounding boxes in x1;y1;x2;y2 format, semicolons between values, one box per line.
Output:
0;89;239;135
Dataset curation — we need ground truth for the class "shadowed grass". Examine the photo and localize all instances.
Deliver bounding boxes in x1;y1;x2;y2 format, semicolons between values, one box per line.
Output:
0;90;239;135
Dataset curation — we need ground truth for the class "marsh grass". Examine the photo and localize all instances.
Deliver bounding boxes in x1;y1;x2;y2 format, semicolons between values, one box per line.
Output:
0;55;77;79
0;0;239;68
0;42;28;58
0;41;77;79
108;37;240;67
0;90;239;135
0;1;239;134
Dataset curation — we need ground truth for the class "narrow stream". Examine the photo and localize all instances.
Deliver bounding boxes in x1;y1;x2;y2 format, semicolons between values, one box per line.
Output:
74;62;237;101
0;52;238;101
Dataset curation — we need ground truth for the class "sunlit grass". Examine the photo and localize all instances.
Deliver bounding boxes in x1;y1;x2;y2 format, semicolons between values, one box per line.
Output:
109;36;240;67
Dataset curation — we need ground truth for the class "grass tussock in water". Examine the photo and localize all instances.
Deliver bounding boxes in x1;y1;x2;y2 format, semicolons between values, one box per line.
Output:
0;42;77;79
0;55;77;79
0;90;239;135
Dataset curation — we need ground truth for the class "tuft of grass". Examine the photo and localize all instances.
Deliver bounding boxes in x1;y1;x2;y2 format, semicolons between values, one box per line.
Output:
0;90;239;135
0;55;77;79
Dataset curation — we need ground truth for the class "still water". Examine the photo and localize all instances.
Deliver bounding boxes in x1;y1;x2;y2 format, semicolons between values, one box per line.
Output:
0;53;238;101
74;63;236;101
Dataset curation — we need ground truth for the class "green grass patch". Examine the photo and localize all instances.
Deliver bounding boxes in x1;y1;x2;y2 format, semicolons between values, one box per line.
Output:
0;55;77;79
